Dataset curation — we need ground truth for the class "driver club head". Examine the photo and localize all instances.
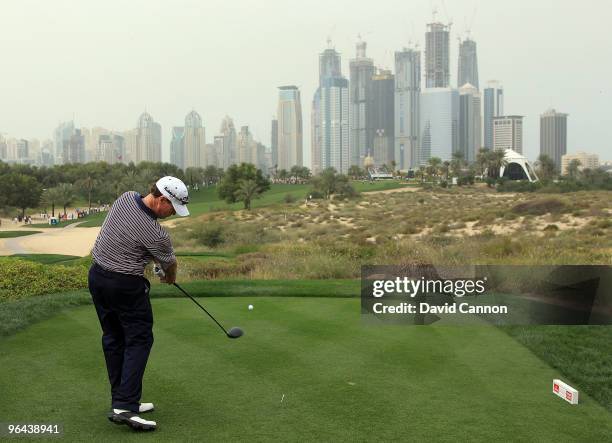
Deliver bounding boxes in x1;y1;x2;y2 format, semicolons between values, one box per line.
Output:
227;327;244;339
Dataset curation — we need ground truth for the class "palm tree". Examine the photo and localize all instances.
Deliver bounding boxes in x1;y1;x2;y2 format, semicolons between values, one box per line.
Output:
441;161;451;181
567;159;581;179
234;179;261;210
536;154;556;180
42;187;62;217
476;148;490;178
487;149;508;179
450;151;466;177
427;157;442;182
77;176;98;211
57;183;76;217
417;165;426;184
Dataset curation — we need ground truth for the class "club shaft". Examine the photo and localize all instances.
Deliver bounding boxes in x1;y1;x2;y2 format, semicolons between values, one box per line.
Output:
173;283;228;335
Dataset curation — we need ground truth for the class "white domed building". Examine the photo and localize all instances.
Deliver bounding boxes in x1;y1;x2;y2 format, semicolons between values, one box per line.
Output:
500;149;539;182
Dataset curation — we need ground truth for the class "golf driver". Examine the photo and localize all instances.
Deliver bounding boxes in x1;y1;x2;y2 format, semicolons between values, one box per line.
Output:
154;265;243;339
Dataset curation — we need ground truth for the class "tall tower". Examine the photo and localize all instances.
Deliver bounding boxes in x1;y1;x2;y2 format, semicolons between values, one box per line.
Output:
371;69;395;166
540;109;568;171
135;112;162;164
458;83;482;163
271;119;278;167
184;110;206;168
237;126;253;165
493;116;523;153
425;22;450;88
419;88;459;164
458;37;479;89
65;129;85;164
484;81;504;149
170;127;185;169
312;40;350;174
220;116;237;167
54;121;75;165
394;47;421;170
349;38;376;167
277;85;303;170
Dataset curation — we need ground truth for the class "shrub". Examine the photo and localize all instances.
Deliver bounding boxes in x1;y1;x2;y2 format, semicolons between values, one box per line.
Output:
511;198;567;216
190;223;225;248
497;180;540;193
284;193;296;203
0;258;87;302
308;190;325;200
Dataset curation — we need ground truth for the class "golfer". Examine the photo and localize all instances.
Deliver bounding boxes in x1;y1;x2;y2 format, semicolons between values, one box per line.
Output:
88;176;189;431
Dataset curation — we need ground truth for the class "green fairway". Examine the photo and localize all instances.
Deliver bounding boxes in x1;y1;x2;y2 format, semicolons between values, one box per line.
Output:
0;230;41;238
1;297;610;441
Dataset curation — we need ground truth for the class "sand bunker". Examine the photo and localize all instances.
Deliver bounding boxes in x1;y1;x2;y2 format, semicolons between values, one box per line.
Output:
0;223;101;256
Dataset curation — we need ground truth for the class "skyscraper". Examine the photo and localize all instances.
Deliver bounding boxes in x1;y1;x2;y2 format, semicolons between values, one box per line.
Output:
540;109;568;171
271;119;278;167
371;69;395;166
458;37;479;89
484;81;504;149
184;110;206;168
16;139;29;162
213;136;225;169
83;127;110;162
394;47;421;170
349;38;376;167
54;120;74;165
98;133;125;165
425;22;450;88
277;85;303;170
0;136;7;161
458;83;482;163
493;116;523;153
220;116;237;167
237;126;253;164
311;91;322;174
312;41;350;174
170;127;185;169
65;129;85;163
135;112;162;163
419;88;459;164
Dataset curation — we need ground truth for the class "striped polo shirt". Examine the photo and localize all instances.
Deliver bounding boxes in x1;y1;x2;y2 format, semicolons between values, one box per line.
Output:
92;191;176;276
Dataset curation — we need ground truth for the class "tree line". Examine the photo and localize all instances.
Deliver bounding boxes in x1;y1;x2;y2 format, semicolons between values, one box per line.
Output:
0;161;224;217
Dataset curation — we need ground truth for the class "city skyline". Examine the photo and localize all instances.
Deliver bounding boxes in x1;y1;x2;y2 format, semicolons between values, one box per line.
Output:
1;0;610;164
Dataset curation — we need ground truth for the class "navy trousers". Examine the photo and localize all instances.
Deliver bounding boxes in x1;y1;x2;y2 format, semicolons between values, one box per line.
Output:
88;263;153;412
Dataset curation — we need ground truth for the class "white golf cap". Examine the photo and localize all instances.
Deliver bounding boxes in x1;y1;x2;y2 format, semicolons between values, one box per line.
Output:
156;176;190;217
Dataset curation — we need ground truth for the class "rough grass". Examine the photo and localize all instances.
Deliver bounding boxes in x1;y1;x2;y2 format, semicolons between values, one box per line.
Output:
168;189;611;280
504;325;612;411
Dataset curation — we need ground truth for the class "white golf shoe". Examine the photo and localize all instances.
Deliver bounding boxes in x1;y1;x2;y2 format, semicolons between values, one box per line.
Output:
108;409;156;431
139;402;155;413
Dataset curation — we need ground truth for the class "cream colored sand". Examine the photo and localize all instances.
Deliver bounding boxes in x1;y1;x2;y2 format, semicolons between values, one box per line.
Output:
367;186;421;195
0;222;101;256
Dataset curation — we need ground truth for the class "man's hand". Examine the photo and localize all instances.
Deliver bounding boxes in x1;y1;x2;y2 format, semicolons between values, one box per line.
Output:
154;261;177;285
160;261;177;284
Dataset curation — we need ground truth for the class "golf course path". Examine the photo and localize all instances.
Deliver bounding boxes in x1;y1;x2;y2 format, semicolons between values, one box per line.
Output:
0;224;100;256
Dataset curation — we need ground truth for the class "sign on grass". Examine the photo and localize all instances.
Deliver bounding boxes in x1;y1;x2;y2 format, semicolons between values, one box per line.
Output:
553;379;579;405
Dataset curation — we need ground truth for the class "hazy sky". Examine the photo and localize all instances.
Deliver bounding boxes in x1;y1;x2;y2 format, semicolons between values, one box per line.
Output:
1;0;611;164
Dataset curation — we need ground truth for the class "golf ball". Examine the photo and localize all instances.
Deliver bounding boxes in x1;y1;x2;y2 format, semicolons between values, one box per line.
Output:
248;304;254;311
